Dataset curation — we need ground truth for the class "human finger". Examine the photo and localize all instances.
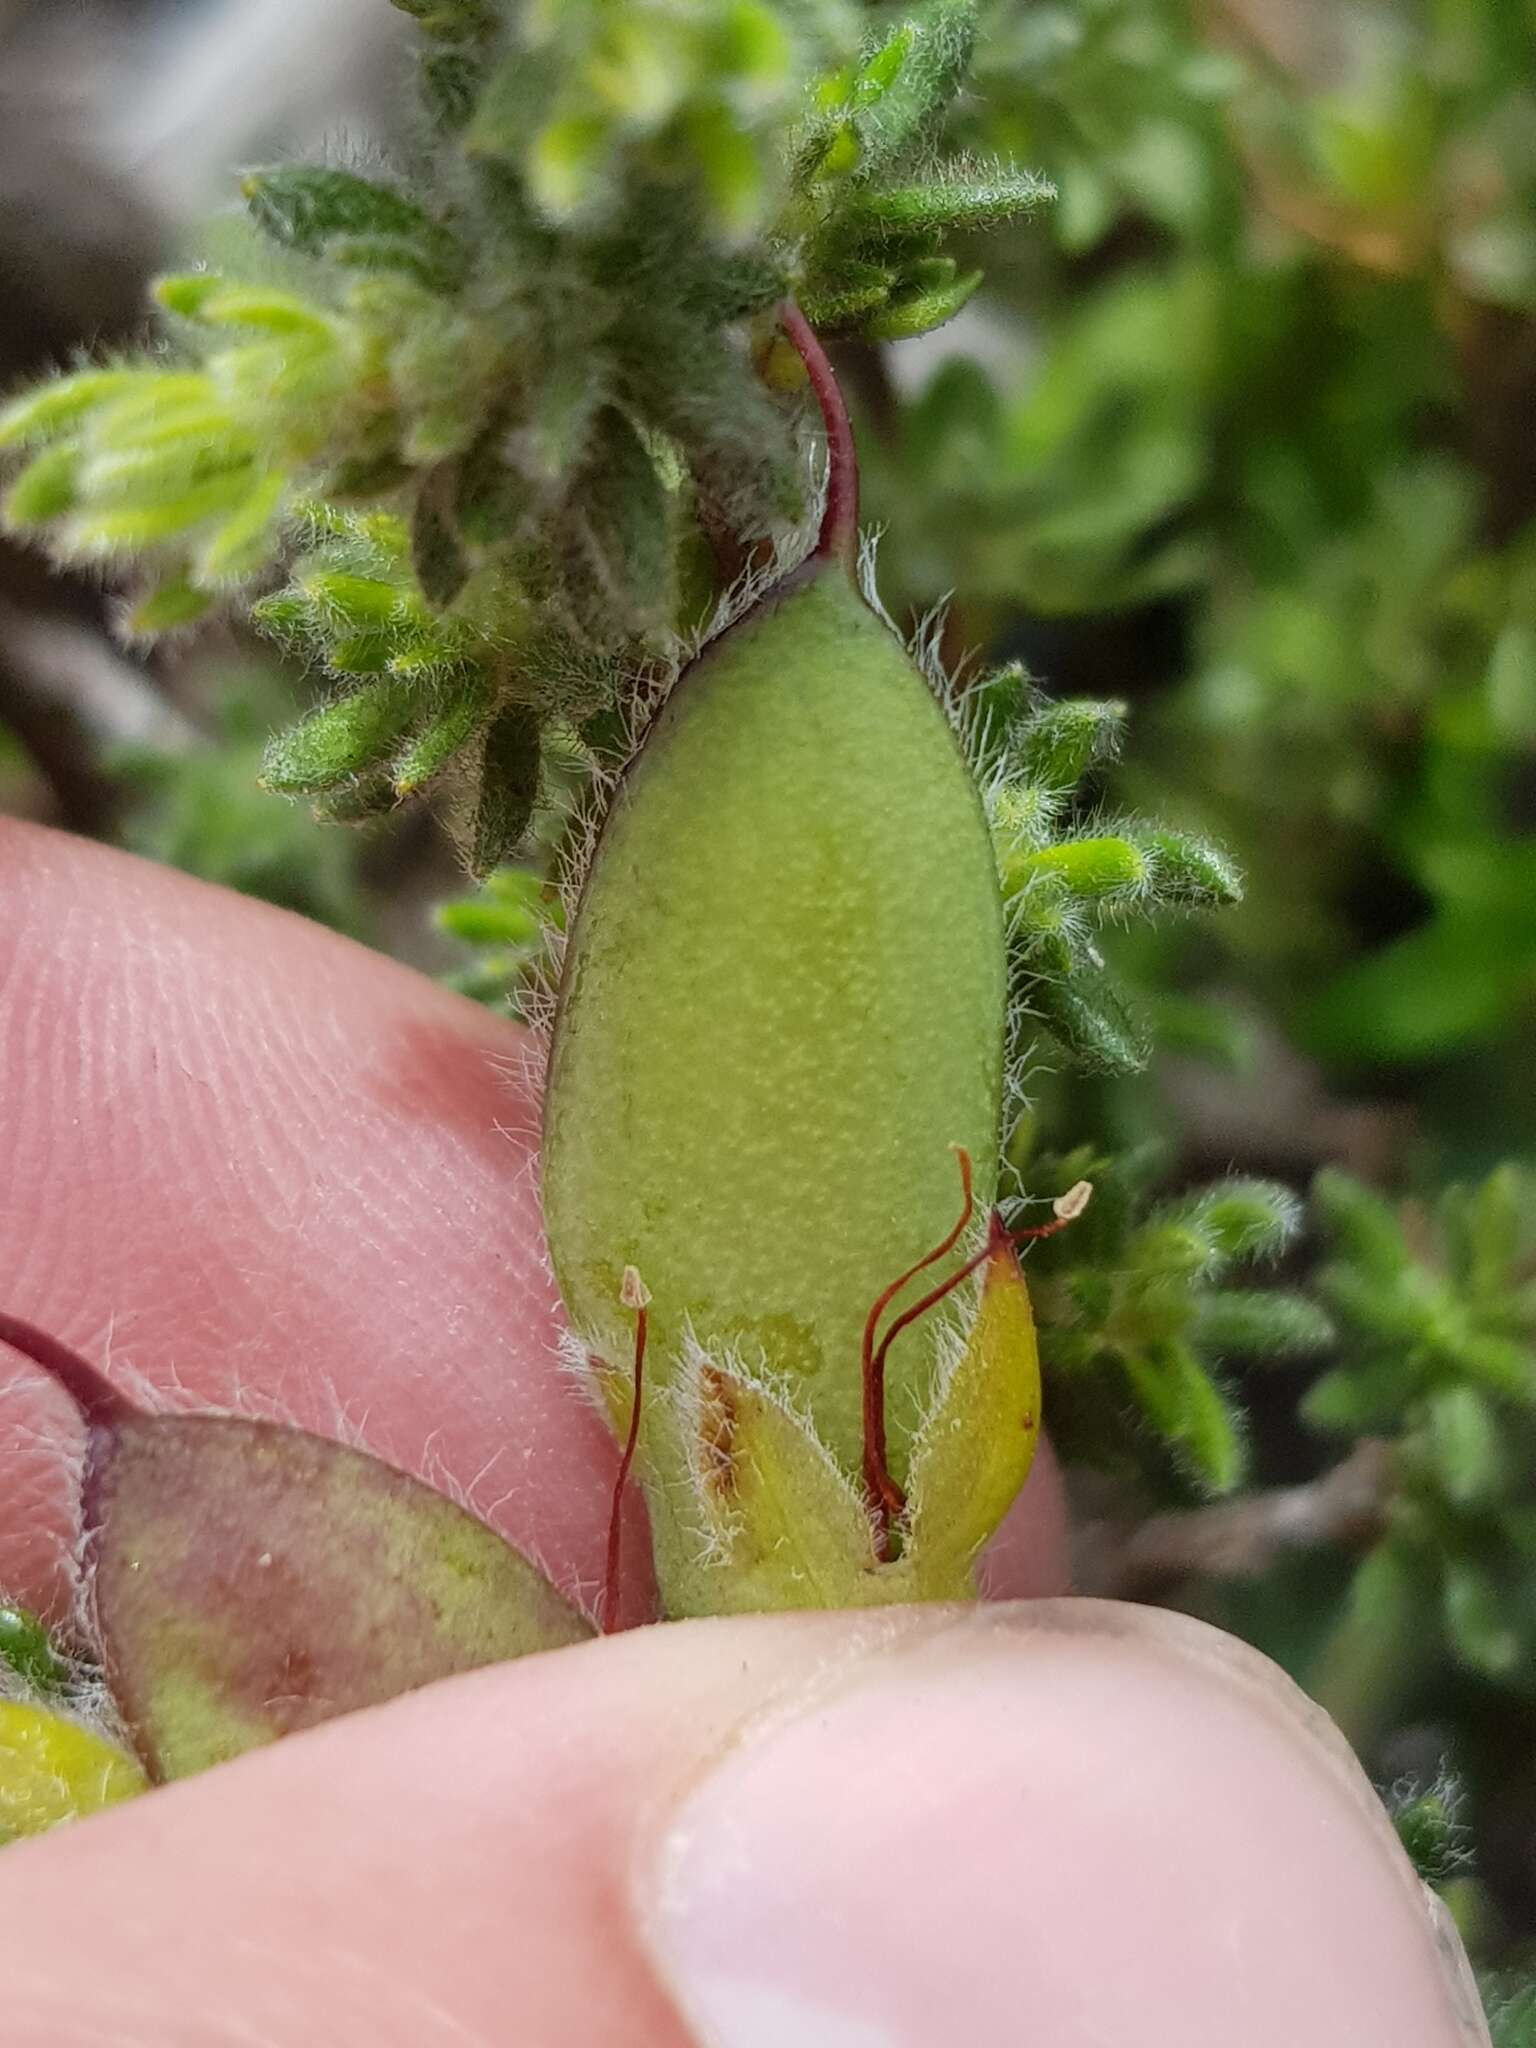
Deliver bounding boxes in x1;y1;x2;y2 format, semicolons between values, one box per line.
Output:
0;1599;1488;2046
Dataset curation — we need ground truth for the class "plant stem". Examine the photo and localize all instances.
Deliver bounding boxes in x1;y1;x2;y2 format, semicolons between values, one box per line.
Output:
777;300;859;573
0;1312;134;1428
1086;1439;1391;1599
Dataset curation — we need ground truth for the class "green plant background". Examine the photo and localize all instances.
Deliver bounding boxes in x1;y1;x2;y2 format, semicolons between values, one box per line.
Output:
1;0;1535;2026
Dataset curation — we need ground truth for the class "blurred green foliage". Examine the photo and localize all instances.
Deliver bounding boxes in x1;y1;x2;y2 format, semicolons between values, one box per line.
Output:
1489;1979;1536;2048
980;679;1242;1071
1306;1165;1536;1708
857;0;1536;1157
1010;1142;1329;1496
114;669;374;934
843;0;1536;1979
437;862;562;1009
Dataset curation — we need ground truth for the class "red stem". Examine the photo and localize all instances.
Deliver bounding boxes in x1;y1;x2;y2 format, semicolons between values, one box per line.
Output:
0;1310;135;1427
778;299;858;571
602;1302;648;1633
1010;1213;1076;1246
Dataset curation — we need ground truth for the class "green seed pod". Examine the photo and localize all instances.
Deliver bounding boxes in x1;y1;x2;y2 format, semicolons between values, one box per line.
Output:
544;566;1004;1440
542;307;1028;1614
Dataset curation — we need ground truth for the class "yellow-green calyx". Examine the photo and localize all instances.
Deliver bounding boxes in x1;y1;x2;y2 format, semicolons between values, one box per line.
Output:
542;322;1047;1615
0;1701;147;1844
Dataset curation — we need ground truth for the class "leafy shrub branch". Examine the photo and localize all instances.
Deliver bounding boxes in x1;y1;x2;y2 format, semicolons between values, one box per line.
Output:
0;0;1050;868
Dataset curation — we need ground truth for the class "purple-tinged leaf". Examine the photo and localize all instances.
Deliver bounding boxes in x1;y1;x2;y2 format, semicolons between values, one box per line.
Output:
0;1313;593;1783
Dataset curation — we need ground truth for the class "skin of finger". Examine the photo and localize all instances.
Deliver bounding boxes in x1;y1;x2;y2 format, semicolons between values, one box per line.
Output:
978;1428;1070;1599
0;818;651;1627
0;820;1065;1627
0;1601;1477;2048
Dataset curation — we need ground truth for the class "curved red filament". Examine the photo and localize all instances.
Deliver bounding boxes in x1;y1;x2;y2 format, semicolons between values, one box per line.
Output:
602;1298;648;1633
859;1170;1086;1563
859;1150;976;1558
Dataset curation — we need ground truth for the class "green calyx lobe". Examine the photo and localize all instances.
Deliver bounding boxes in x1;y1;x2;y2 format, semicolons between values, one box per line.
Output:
542;558;1016;1614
